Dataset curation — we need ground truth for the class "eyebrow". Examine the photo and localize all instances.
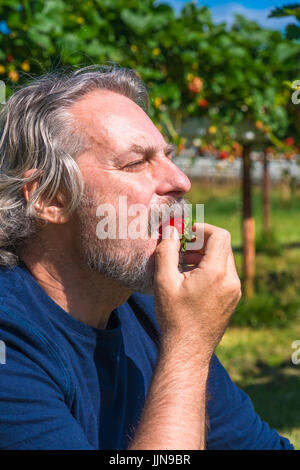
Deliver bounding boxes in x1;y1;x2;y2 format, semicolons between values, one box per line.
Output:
112;143;176;167
126;143;176;158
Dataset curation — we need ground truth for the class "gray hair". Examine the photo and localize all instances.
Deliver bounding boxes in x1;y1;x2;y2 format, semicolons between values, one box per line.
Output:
0;64;149;268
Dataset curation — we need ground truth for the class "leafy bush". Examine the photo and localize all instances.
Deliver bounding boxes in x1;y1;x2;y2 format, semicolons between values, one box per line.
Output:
232;262;300;327
232;291;300;328
256;230;282;256
0;0;299;146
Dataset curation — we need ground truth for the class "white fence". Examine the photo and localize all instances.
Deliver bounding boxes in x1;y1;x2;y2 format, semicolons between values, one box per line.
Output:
174;155;300;182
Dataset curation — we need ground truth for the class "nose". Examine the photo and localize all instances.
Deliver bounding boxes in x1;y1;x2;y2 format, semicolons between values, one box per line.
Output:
154;157;191;198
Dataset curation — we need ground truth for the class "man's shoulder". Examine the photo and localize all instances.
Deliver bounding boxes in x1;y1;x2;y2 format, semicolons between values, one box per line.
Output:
0;262;66;360
0;263;29;317
0;263;23;293
0;263;73;402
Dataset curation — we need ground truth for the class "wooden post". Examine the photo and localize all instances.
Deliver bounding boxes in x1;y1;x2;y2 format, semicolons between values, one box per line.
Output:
242;144;255;299
262;151;271;235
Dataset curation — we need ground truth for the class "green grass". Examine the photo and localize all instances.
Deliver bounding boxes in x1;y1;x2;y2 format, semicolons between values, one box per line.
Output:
187;179;300;247
231;247;300;328
216;324;300;449
187;179;300;449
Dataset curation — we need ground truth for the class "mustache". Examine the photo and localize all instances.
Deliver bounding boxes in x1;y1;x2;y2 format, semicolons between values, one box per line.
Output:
77;191;190;238
148;196;189;235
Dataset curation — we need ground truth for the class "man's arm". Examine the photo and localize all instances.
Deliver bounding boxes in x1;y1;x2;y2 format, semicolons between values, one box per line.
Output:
129;334;211;450
129;223;241;450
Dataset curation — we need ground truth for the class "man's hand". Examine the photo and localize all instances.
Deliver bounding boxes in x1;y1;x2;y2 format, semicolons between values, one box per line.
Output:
154;223;241;358
129;223;241;450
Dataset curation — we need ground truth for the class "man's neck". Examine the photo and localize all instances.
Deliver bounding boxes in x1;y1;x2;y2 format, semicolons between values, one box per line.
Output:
19;250;131;330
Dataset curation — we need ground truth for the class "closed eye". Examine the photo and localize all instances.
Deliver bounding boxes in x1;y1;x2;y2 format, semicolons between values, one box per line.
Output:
123;159;146;171
122;144;175;171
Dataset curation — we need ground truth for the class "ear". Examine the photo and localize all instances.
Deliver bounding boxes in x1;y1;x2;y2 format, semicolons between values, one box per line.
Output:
22;169;70;224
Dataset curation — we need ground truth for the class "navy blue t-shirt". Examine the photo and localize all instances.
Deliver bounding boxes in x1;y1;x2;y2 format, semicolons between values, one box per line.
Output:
0;261;293;450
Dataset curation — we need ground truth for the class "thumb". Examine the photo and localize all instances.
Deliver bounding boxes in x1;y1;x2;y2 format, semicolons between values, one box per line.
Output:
154;225;181;287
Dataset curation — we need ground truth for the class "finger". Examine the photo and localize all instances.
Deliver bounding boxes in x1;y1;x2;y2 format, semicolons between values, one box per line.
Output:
184;222;222;254
226;249;240;281
180;251;203;265
154;225;182;287
225;250;242;303
195;223;232;272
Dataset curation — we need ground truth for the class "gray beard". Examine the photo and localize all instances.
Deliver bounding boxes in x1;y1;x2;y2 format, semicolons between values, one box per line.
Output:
75;194;187;295
84;243;156;295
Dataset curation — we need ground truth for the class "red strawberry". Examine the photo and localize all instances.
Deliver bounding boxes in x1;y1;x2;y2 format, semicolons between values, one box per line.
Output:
219;150;228;160
197;98;208;108
286;137;295;147
159;217;185;238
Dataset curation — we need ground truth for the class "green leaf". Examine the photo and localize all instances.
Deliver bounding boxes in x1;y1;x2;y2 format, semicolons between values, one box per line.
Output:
84;38;105;56
136;65;165;81
120;9;171;35
56;33;84;54
6;12;23;29
274;42;300;62
32;14;59;33
40;0;65;15
269;4;300;18
0;0;20;8
27;29;53;49
120;9;152;34
286;23;300;39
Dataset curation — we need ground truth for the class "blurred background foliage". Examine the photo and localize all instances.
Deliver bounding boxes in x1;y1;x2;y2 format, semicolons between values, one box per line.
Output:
0;0;299;152
269;3;300;40
1;0;300;447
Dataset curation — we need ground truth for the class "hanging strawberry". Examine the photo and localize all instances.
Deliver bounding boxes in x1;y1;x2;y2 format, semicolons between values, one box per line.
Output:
285;137;295;147
219;150;228;160
197;98;209;108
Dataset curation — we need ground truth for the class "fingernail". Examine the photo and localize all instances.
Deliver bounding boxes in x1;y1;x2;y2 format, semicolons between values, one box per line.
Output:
163;225;179;240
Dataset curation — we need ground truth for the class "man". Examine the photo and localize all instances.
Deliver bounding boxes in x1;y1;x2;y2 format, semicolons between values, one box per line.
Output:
0;65;293;450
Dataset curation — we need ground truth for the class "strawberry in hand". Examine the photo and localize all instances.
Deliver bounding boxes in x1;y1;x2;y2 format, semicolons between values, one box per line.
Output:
159;217;184;237
159;217;192;251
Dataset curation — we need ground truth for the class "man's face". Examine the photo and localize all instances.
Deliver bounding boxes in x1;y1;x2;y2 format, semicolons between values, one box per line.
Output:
70;90;191;294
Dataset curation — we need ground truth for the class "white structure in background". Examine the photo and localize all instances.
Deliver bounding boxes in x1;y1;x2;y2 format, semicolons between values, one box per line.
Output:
174;117;300;182
174;154;300;182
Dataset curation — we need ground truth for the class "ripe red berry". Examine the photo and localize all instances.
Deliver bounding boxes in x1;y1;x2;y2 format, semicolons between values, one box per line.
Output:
286;137;295;147
198;98;208;108
159;217;185;237
219;151;228;160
